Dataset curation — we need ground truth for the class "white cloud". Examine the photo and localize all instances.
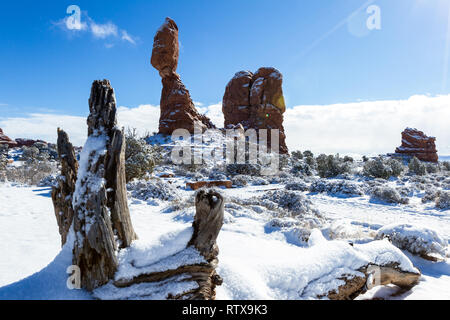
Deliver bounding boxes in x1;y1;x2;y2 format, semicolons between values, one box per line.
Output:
90;21;118;39
284;94;450;156
0;105;160;147
197;103;224;128
0;103;8;107
1;95;449;156
121;30;136;45
54;11;137;45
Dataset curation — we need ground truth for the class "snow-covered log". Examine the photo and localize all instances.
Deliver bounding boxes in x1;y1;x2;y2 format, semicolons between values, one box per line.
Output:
95;189;225;300
51;128;78;246
72;80;137;291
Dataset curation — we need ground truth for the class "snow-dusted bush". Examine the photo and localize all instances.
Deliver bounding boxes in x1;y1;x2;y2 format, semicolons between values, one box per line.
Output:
38;174;58;187
291;150;303;160
303;150;314;158
310;179;364;197
442;162;450;171
21;146;40;163
363;157;404;179
370;186;409;204
260;190;317;216
316;154;351;178
127;179;181;202
0;151;7;170
376;224;447;261
408;157;426;176
0;160;57;185
422;188;440;203
285;180;309;192
425;163;440;174
231;175;248;187
250;176;269;186
435;191;450;210
291;161;314;176
226;163;260;176
125;129;160;183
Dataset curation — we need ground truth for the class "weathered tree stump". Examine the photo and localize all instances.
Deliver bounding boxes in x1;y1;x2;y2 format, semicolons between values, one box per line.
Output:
51;128;78;246
72;80;137;291
104;189;225;300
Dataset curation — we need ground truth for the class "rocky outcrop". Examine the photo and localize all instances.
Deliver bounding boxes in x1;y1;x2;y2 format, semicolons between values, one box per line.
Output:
0;128;17;148
151;18;214;135
395;128;438;163
51;128;78;246
223;68;288;154
72;80;137;291
15;138;46;148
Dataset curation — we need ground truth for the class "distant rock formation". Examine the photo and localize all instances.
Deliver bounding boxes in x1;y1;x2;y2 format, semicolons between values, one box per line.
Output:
15;138;46;148
0;128;17;147
72;79;137;291
151;18;214;135
395;128;438;163
222;68;288;154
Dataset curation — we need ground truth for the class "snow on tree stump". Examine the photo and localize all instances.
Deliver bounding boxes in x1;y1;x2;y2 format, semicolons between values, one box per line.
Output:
105;189;225;300
72;80;137;291
51;128;78;246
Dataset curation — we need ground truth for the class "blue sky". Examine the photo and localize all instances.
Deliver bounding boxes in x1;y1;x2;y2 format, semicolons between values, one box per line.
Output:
1;0;450;119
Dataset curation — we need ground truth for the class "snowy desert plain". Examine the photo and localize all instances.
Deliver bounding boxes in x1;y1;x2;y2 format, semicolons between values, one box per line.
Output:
0;130;449;301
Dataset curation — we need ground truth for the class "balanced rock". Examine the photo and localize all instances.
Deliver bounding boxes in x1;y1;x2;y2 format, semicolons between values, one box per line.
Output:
0;128;17;147
395;128;438;163
151;18;214;135
223;68;288;154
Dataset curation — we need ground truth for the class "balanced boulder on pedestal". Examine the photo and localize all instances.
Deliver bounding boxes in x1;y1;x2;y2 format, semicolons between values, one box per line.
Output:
151;18;214;135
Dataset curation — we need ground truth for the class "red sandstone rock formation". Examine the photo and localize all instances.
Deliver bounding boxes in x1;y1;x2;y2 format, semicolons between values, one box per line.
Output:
395;128;438;163
187;180;233;190
15;138;46;148
222;68;288;154
151;18;214;135
0;128;17;147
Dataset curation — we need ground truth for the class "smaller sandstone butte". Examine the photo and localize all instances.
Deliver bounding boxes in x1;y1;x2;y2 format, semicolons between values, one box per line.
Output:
395;128;438;163
51;128;78;246
223;68;288;154
0;128;17;147
151;17;214;135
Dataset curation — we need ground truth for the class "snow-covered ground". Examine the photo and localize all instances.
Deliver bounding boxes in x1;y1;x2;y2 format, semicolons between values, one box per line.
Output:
0;175;449;299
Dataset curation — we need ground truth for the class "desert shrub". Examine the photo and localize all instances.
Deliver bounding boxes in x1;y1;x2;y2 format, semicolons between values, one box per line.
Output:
127;179;181;202
21;146;40;163
426;163;439;174
0;160;57;185
316;154;351;178
370;186;409;204
250;176;270;186
231;175;249;187
363;157;403;179
226;163;260;176
260;190;316;216
408;157;426;176
125;128;160;183
303;150;314;158
291;150;303;160
291;161;313;176
441;162;450;171
343;156;354;163
422;189;440;203
285;180;309;192
362;155;369;162
435;191;450;210
310;179;364;197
